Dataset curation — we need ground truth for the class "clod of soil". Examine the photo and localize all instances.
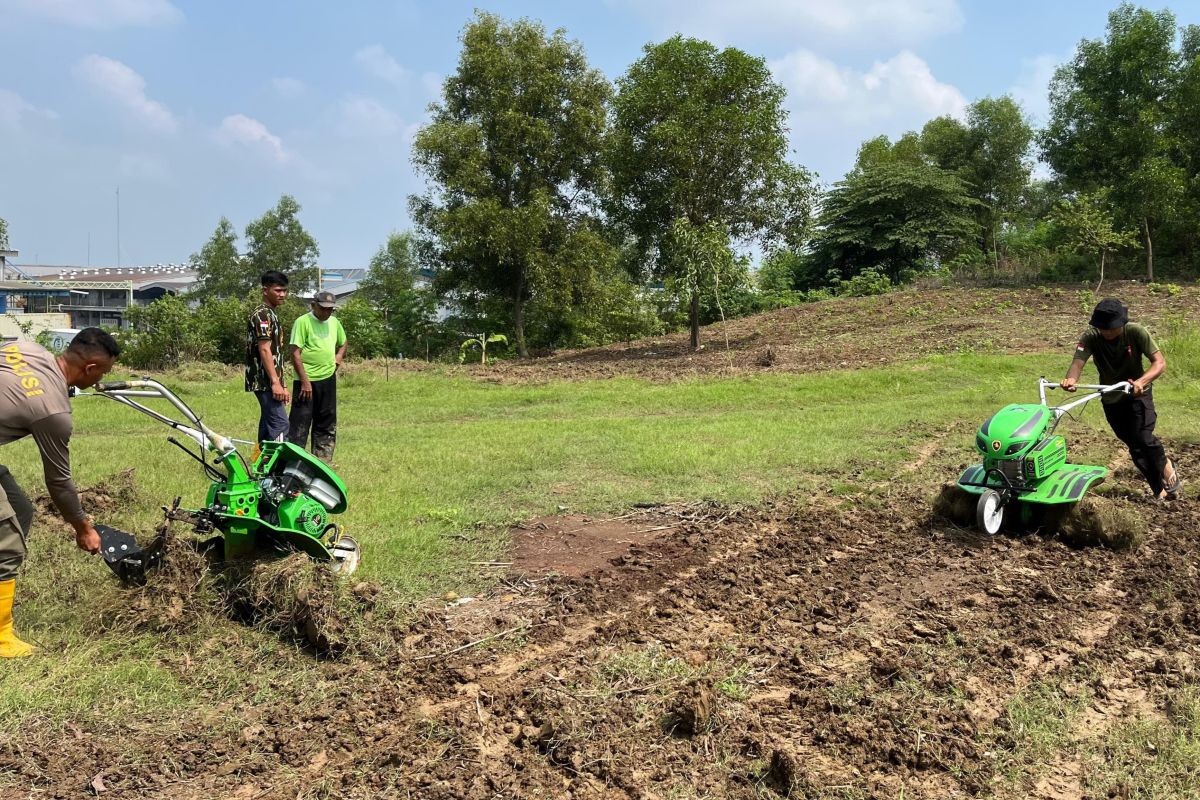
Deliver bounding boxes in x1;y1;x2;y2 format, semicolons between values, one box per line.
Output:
931;482;975;527
668;683;714;737
221;555;349;654
98;524;214;633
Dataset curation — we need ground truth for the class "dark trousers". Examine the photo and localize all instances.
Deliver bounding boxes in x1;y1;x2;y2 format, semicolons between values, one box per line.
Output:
1103;392;1168;495
288;376;337;460
0;467;35;581
254;390;289;443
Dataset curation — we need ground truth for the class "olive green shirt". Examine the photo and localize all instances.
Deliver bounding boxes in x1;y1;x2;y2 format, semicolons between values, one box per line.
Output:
1074;323;1160;404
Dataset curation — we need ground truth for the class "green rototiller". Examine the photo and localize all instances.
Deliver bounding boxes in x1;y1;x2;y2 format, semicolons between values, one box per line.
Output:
85;379;359;584
956;378;1131;535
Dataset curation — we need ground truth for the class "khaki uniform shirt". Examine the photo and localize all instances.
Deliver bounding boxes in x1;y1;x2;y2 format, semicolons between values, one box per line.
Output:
0;342;84;522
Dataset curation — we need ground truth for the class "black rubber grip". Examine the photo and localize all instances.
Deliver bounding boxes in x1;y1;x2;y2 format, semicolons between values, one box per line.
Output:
97;381;131;391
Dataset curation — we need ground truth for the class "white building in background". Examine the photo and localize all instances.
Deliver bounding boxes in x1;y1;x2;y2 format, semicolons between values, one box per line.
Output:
3;263;371;329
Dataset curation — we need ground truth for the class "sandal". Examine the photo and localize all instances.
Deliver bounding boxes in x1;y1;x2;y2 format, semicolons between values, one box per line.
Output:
1164;459;1182;500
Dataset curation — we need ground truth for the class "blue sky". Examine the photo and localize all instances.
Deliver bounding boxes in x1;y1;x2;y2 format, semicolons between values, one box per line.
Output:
2;0;1196;268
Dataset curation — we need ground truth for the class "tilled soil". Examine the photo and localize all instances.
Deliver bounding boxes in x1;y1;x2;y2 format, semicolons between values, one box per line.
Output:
5;442;1198;799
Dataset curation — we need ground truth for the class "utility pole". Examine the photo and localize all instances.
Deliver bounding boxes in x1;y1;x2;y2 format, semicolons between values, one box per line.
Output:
116;186;121;269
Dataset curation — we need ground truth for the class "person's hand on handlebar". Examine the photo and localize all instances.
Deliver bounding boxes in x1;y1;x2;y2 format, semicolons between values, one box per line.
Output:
1060;376;1078;392
1130;378;1147;397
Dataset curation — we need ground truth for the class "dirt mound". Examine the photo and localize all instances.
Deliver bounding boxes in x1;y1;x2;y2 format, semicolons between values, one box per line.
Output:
32;467;137;524
489;282;1199;381
932;481;976;526
97;524;215;633
1055;495;1146;550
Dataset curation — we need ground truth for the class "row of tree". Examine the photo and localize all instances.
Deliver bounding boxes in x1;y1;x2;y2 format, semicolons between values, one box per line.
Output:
159;3;1200;366
786;3;1200;293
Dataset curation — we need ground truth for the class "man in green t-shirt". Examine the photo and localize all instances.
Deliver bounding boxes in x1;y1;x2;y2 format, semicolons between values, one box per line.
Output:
1061;298;1179;500
287;291;347;461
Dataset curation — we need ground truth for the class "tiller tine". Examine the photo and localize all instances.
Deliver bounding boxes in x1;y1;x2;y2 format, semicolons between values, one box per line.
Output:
97;524;166;587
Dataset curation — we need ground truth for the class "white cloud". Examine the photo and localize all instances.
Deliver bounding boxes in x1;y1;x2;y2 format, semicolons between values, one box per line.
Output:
610;0;962;47
271;77;306;98
215;114;290;164
772;49;966;125
338;96;404;138
74;55;178;133
0;89;58;130
354;44;409;87
1;0;182;29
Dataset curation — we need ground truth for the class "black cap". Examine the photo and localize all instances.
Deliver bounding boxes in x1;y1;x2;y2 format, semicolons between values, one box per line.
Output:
1089;298;1128;330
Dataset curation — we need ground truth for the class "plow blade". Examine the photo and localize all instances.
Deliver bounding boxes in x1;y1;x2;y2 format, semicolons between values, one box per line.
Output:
98;524;165;586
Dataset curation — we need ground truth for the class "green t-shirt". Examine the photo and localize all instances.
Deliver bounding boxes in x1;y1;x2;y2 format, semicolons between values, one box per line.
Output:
1075;322;1160;403
290;312;346;382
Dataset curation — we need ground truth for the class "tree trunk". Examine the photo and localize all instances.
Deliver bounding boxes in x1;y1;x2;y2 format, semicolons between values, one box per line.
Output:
1096;249;1106;294
514;270;528;359
1143;217;1154;282
514;298;528;358
689;291;700;350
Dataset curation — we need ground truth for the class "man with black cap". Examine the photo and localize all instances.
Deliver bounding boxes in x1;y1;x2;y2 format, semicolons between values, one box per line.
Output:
1061;298;1179;500
287;290;346;461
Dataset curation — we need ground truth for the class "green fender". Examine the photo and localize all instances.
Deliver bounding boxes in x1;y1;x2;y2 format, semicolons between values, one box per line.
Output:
957;463;1107;504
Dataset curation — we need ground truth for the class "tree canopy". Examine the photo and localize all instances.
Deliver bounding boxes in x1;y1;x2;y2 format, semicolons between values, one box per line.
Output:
411;11;613;357
608;35;813;347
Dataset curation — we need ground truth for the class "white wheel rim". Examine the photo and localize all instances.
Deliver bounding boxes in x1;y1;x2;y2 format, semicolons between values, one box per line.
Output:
981;494;1003;535
330;536;360;575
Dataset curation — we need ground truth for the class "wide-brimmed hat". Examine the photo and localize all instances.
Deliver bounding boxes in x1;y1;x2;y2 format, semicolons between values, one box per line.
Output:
312;290;337;309
1089;298;1128;329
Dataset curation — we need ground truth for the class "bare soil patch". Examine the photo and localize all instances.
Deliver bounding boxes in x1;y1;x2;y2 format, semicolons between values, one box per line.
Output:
511;507;684;577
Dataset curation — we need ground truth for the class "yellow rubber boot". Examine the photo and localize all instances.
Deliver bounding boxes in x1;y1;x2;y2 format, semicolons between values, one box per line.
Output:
0;579;33;658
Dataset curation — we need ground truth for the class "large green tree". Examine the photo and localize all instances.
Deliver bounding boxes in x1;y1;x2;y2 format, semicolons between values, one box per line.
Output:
920;97;1034;261
809;162;979;284
356;232;437;358
0;217;9;251
1042;3;1184;280
189;217;242;300
411;12;611;358
608;35;813;348
244;195;319;293
191;196;319;301
1166;24;1200;258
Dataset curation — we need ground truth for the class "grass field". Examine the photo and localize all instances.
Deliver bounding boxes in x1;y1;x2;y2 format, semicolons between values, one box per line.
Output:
13;350;1200;594
4;334;1200;795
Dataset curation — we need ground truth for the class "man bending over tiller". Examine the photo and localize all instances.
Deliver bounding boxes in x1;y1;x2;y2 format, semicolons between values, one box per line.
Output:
0;328;120;657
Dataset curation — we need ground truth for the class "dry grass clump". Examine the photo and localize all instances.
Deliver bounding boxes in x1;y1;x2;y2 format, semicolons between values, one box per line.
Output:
219;555;393;656
96;523;217;632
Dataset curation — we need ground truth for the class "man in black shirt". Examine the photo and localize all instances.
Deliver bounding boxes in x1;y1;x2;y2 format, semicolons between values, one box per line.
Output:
1061;298;1179;500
